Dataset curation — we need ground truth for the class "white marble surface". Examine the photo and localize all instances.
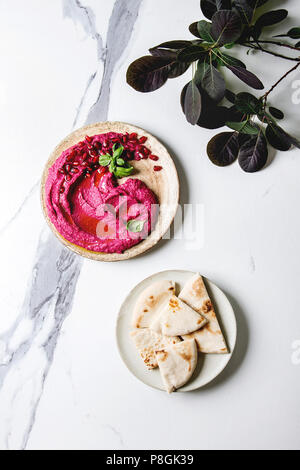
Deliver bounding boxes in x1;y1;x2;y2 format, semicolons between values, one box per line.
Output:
0;0;300;450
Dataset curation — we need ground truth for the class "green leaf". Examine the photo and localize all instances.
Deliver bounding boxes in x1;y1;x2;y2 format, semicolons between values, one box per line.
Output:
177;45;207;63
226;121;260;135
126;219;146;233
197;20;215;42
99;154;112;166
235;92;262;114
287;27;300;39
116;158;125;166
114;165;134;178
109;161;116;173
218;52;246;69
113;145;124;159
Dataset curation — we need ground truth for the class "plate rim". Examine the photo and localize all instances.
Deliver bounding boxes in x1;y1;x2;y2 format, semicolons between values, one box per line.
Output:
40;121;179;262
116;269;237;392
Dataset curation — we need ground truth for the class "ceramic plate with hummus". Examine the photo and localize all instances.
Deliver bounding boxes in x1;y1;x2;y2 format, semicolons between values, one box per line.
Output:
117;270;237;392
41;122;179;261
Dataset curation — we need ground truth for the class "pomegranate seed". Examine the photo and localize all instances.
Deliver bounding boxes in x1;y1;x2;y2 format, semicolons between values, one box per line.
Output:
142;147;150;156
70;167;79;174
58;168;65;175
65;175;71;181
66;154;73;162
85;135;92;143
81;161;88;166
130;133;138;140
59;186;65;194
65;164;71;172
150;154;159;161
154;165;162;171
72;161;79;166
122;135;128;143
139;136;147;144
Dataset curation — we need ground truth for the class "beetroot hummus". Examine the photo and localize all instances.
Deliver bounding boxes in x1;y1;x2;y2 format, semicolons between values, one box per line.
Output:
45;132;159;253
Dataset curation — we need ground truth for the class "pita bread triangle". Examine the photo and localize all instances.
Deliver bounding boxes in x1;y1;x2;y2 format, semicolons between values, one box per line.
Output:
156;339;197;393
132;280;175;329
179;273;228;354
130;329;180;369
150;295;207;336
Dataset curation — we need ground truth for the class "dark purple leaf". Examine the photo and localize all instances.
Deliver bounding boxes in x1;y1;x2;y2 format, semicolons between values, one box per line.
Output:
181;83;230;129
177;46;207;62
219;52;246;68
202;64;226;102
184;81;202;125
225;89;236;103
238;131;268;172
226;65;264;89
150;40;192;52
189;22;202;38
126;56;174;92
207;131;242;166
255;10;288;29
269;107;284;120
266;122;300;149
233;0;254;24
211;10;242;45
266;124;291;151
168;61;191;79
235;92;262;114
200;0;232;20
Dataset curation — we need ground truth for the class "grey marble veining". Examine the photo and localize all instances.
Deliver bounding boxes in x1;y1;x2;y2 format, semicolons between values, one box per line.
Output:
0;0;143;450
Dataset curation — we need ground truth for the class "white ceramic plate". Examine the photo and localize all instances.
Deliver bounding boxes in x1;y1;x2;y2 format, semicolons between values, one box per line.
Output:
116;270;237;392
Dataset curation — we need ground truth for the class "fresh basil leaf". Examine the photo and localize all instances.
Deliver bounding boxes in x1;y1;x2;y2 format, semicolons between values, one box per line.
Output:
116;158;125;166
126;56;174;92
238;131;268;172
99;154;112;166
184;81;202;125
226;65;264;90
226;120;260;135
207;131;243;166
114;165;134;178
127;219;146;233
211;10;242;46
113;145;124;159
202;64;226;102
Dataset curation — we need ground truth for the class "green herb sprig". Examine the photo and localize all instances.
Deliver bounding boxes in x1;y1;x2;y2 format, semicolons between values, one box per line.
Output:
99;144;134;178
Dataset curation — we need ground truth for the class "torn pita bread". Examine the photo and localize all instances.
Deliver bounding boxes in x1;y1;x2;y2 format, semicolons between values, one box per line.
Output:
156;339;197;393
132;280;176;329
130;329;180;370
179;273;228;354
150;295;207;336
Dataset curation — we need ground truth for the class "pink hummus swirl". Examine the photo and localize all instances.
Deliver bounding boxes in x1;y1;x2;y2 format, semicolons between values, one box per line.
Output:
45;132;159;254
